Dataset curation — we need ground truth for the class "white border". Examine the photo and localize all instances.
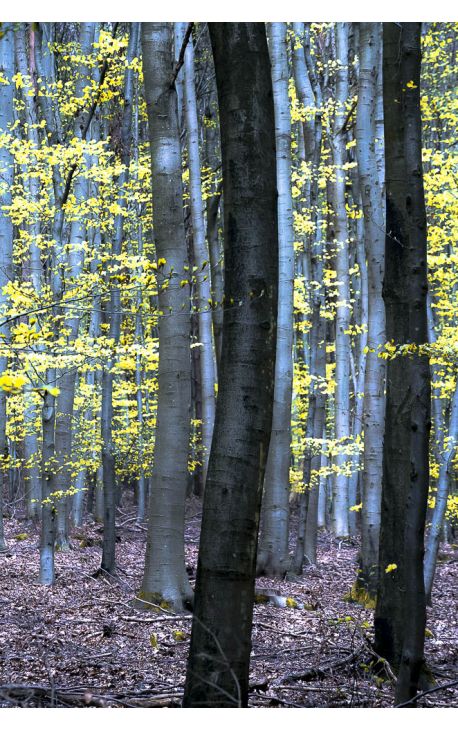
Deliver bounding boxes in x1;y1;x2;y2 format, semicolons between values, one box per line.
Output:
0;1;457;21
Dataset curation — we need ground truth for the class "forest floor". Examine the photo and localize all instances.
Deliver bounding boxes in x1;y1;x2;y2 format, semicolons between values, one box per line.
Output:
0;499;457;709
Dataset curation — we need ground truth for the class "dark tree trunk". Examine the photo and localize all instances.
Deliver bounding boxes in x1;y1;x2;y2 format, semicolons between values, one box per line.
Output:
183;23;278;708
374;23;431;707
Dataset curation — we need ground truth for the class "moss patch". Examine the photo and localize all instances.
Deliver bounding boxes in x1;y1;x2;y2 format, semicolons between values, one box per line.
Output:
343;581;376;610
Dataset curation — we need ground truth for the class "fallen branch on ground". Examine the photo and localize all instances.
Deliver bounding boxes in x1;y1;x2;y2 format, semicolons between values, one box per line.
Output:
272;647;363;687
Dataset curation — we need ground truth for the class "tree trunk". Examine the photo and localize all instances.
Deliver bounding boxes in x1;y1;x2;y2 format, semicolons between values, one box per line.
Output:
138;23;192;612
203;84;224;375
355;22;386;598
53;23;99;550
374;23;431;706
0;23;15;552
331;23;351;538
99;22;139;576
40;377;57;584
182;26;217;484
424;380;458;602
183;22;278;708
257;22;294;577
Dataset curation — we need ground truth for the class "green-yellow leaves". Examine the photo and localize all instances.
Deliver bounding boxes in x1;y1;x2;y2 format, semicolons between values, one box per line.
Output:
385;563;398;574
0;373;27;393
349;503;363;512
172;630;187;642
285;597;298;609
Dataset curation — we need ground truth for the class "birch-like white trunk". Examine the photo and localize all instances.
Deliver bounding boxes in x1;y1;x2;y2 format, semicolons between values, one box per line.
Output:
138;23;192;611
0;23;15;552
257;22;294;576
331;23;351;537
181;25;216;484
355;23;386;594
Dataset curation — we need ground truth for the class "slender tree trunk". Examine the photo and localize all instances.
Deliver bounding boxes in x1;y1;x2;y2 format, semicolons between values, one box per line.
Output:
182;26;217;484
424;380;458;602
0;23;15;552
355;22;386;598
15;25;43;521
23;392;41;520
183;22;278;708
257;22;294;577
54;23;99;550
40;376;57;584
374;23;431;706
331;23;351;537
203;85;224;374
99;22;139;576
138;23;192;611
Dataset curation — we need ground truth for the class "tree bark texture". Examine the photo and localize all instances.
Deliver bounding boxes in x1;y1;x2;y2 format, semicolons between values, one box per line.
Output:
183;22;278;708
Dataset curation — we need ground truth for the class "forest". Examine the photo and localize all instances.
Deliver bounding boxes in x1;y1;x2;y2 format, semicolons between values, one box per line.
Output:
0;20;457;711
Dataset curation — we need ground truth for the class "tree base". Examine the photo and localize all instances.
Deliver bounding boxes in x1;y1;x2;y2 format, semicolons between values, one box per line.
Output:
343;580;376;610
133;589;193;614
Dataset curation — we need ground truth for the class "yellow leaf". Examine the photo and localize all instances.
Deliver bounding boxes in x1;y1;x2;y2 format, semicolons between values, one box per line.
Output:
0;373;27;393
172;630;187;642
385;563;398;574
286;597;298;608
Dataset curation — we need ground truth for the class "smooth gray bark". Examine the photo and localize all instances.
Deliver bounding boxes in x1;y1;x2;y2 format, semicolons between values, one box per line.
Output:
40;378;57;584
203;86;224;374
257;22;294;576
330;23;351;537
138;23;192;611
0;22;15;552
182;26;217;484
355;22;386;596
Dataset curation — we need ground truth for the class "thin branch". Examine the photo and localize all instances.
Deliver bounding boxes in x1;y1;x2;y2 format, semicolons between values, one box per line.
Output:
60;22;119;207
170;22;194;88
395;678;458;708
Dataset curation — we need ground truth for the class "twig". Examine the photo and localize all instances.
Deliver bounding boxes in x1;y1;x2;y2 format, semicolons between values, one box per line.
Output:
60;22;119;207
119;614;192;624
273;647;362;687
395;678;458;708
254;621;310;639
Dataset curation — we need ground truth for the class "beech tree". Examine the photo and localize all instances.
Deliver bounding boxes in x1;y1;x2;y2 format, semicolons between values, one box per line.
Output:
181;23;217;484
0;22;14;553
137;22;193;612
257;22;294;577
374;22;431;706
183;22;278;707
355;22;385;599
330;23;351;538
